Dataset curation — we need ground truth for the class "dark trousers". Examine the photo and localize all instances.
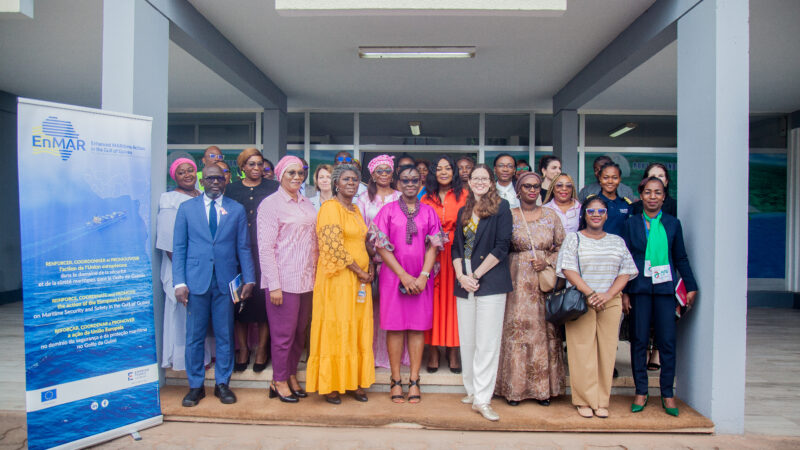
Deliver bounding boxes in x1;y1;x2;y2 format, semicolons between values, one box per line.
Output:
629;293;676;398
186;281;234;388
266;291;312;381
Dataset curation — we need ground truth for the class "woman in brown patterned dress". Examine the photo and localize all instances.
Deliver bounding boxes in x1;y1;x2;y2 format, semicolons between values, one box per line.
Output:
494;171;566;406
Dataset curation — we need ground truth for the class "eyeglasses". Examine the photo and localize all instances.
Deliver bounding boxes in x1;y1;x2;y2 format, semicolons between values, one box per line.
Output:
204;175;225;183
246;161;264;167
336;156;353;163
207;154;224;160
521;183;541;190
263;168;273;173
285;170;306;178
373;169;393;175
554;183;574;189
495;163;515;170
303;165;309;170
515;166;530;172
399;178;420;185
221;168;230;173
586;208;607;216
470;177;491;183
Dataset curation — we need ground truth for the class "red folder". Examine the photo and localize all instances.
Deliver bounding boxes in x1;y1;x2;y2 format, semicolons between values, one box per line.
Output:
675;278;687;319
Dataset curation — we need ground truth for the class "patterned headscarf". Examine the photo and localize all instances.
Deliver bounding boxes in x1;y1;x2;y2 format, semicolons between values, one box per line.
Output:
515;171;542;196
367;154;394;174
169;158;197;181
274;155;304;182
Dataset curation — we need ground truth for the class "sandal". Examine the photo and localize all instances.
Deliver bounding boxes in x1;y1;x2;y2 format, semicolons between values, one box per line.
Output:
407;378;421;404
390;378;405;403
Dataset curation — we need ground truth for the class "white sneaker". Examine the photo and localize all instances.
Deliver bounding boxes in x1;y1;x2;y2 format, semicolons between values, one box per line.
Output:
472;403;500;421
461;394;474;404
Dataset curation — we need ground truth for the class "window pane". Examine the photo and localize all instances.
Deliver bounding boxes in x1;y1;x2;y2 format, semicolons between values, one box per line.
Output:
584;152;677;199
485;114;529;146
167;124;195;145
585;115;676;147
287;113;304;145
749;115;787;148
198;123;253;144
748;153;787;278
534;114;553;146
310;113;353;145
360;113;479;145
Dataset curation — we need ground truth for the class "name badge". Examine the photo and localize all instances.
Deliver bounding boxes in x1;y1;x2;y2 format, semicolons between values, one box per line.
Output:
620;208;628;214
650;264;672;284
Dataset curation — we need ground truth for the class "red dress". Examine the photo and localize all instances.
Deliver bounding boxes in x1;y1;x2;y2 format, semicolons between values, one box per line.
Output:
421;188;467;347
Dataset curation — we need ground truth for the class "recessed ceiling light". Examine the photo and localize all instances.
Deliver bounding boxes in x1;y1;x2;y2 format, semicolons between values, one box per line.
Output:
359;46;476;59
609;122;638;138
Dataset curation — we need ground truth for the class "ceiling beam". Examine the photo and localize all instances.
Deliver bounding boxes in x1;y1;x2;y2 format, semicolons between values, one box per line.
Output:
145;0;287;111
553;0;701;114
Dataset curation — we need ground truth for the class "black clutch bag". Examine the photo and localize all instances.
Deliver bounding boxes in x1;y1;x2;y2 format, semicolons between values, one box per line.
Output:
545;233;588;324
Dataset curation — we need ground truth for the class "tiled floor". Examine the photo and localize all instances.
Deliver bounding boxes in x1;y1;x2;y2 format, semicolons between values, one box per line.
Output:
1;301;799;436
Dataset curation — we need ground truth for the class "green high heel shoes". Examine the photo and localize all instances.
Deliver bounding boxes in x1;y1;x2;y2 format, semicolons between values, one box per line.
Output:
662;397;679;417
631;394;649;413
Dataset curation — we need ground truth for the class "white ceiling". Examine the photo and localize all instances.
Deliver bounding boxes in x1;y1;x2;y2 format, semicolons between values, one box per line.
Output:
1;0;798;113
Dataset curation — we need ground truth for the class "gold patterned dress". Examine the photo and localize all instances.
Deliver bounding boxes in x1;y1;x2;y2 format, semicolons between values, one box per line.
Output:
494;207;566;401
306;199;375;394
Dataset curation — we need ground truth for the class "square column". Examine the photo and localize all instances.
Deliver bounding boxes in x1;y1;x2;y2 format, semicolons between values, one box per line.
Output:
101;0;169;383
553;109;578;181
263;109;287;164
676;0;749;434
786;112;800;293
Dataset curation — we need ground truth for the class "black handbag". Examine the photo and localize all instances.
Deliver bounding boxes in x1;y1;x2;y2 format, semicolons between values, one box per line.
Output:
545;233;588;324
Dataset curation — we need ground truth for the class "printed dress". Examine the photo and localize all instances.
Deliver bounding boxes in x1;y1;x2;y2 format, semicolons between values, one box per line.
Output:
306;200;375;394
494;207;566;401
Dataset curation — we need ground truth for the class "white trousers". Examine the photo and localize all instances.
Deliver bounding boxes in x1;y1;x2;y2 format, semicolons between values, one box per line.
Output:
457;259;507;406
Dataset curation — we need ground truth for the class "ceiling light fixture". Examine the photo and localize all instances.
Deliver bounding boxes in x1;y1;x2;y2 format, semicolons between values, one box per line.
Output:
609;122;638;138
409;121;421;136
359;46;476;59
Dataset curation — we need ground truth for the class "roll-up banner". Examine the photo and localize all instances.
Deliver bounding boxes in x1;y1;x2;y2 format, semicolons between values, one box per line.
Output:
17;98;162;450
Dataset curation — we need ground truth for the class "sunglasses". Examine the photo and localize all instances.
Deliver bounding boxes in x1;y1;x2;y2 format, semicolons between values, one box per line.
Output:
586;208;607;216
521;183;541;190
399;178;420;185
515;166;530;171
221;168;230;173
204;175;225;183
373;169;393;175
336;156;353;163
284;170;306;178
263;168;273;173
207;154;224;160
555;183;574;189
246;161;264;167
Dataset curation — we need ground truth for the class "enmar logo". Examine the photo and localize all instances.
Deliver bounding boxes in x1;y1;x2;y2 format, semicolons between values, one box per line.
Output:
31;116;86;161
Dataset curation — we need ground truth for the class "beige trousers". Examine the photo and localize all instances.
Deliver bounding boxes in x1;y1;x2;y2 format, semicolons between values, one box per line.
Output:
564;293;621;410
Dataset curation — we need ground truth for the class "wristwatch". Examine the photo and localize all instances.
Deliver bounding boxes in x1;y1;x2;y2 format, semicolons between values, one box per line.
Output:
420;271;430;278
471;273;480;280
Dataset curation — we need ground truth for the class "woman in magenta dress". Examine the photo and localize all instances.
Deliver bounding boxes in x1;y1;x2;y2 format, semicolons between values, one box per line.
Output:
370;164;446;403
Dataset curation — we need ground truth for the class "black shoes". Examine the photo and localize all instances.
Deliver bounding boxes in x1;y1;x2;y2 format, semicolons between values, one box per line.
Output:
233;350;250;373
353;390;368;402
325;393;342;404
214;383;237;404
538;399;550;406
182;387;205;407
289;384;308;398
507;399;520;406
269;382;299;403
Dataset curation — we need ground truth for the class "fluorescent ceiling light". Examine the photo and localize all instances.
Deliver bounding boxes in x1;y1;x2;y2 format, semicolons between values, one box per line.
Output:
359;46;476;59
409;121;421;136
609;122;637;138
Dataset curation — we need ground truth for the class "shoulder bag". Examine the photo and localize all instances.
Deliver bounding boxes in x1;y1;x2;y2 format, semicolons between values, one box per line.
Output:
545;232;588;324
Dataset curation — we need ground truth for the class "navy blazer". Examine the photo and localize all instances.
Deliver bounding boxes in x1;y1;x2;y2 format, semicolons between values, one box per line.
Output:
622;212;698;295
172;195;256;296
451;199;513;297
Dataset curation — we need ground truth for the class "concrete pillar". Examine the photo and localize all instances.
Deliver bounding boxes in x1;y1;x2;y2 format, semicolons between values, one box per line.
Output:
787;111;800;293
676;0;749;434
553;109;578;179
0;91;21;294
263;109;287;164
101;0;169;384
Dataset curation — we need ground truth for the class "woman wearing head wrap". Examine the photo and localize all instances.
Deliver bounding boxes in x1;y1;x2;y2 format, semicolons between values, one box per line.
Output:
225;148;280;373
157;157;212;371
357;155;405;370
257;156;318;402
494;171;567;407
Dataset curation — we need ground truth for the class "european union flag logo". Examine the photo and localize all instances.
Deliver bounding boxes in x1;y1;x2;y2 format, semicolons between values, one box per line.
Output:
41;389;57;402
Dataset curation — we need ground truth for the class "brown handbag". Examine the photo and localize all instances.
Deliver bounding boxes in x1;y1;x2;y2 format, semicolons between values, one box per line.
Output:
515;208;557;293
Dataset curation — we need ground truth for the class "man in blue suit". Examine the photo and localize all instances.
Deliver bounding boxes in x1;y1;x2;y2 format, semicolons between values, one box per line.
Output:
173;164;255;406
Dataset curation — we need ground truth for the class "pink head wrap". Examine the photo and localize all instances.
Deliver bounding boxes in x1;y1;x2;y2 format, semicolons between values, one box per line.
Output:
275;155;304;182
367;154;394;174
169;158;197;181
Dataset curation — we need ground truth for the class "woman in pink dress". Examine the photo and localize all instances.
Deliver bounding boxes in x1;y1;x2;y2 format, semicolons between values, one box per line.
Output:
370;163;446;403
357;155;405;369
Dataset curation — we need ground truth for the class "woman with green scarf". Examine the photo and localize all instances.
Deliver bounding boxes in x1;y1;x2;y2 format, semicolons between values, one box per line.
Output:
622;177;698;417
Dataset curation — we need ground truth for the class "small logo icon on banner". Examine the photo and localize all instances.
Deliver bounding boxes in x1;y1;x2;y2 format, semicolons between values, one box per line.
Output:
31;116;86;161
40;389;57;402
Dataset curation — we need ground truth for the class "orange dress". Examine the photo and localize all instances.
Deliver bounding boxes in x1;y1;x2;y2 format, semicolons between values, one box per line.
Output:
421;188;467;347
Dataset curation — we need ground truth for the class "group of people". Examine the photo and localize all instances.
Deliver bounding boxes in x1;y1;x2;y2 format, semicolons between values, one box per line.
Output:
159;146;698;422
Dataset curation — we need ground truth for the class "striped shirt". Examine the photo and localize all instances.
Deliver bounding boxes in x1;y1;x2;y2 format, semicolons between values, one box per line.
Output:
556;231;638;293
257;187;319;293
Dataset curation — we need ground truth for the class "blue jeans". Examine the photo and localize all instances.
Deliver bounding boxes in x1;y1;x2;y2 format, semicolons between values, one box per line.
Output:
629;293;676;398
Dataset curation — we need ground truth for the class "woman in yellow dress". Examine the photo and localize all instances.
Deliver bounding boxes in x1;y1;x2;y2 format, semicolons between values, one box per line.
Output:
306;163;376;404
